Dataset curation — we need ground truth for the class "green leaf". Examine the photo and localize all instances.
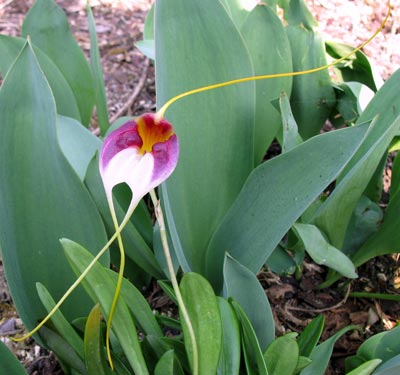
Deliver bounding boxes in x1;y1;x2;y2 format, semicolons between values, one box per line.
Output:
223;254;275;350
285;0;335;138
57;115;101;181
36;283;84;359
297;315;324;357
156;0;255;274
240;4;293;162
264;334;299;375
293;223;357;278
341;196;382;257
230;300;268;375
346;359;382;375
0;35;80;120
325;41;378;92
311;116;399;249
279;92;303;152
0;340;27;375
351;179;400;268
84;304;114;375
154;350;185;375
0;40;108;335
205;123;369;291
86;3;110;135
62;239;149;375
299;325;358;375
40;326;87;374
217;297;241;375
373;354;400;374
180;272;222;375
22;0;95;125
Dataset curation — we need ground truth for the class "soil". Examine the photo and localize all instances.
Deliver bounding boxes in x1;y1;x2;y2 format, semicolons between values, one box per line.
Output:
0;1;399;374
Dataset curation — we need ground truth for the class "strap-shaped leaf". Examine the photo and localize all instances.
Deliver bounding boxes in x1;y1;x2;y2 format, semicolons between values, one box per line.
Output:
22;0;95;125
36;283;84;359
84;304;114;375
0;40;108;335
217;297;241;375
293;223;357;278
223;254;275;350
205;123;369;290
180;272;222;375
62;239;149;375
230;300;268;375
156;0;255;274
299;325;358;375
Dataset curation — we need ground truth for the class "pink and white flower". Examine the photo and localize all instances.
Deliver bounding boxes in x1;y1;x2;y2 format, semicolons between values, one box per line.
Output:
99;113;179;204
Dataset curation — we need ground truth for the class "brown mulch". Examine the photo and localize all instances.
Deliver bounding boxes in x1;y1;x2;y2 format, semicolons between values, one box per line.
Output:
0;1;399;374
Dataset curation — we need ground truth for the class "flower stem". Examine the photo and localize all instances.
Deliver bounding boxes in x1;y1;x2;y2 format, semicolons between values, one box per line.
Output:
149;189;199;375
105;196;128;371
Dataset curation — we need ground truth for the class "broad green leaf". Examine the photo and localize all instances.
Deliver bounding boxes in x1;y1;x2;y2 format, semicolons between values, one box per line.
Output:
297;315;324;357
325;41;378;92
180;272;222;375
154;350;185;375
156;0;255;274
0;35;80;120
311;116;400;248
0;41;108;335
0;340;27;375
84;304;114;375
285;0;335;138
230;300;268;375
293;223;357;278
264;335;299;375
299;325;358;375
57;115;101;181
346;359;382;375
205;123;369;291
84;155;164;280
86;3;110;135
223;254;275;350
36;283;84;359
22;0;95;125
40;326;87;374
62;239;150;375
217;297;241;375
105;269;163;337
240;4;293;162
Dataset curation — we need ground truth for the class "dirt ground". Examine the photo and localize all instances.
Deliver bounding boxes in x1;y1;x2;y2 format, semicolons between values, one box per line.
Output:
0;0;399;374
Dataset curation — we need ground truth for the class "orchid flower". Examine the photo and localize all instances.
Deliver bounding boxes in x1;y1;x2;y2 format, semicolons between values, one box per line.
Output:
98;112;180;369
100;112;179;209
